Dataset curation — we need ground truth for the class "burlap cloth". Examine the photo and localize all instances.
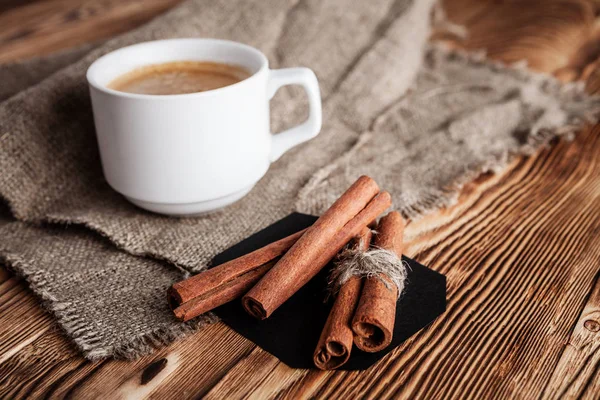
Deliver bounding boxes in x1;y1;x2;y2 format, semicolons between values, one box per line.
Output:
1;0;598;359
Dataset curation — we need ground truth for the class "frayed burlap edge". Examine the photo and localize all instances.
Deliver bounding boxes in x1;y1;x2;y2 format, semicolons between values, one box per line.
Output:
0;251;219;360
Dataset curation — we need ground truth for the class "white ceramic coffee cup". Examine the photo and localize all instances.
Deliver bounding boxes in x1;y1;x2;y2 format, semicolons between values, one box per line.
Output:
86;38;322;216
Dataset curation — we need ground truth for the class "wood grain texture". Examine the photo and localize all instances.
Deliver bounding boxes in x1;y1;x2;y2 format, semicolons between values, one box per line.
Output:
1;0;600;398
437;0;596;72
543;274;600;399
0;321;255;399
0;276;53;364
0;0;183;62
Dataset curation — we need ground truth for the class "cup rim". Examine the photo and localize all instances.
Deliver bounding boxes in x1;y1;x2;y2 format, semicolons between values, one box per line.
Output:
86;38;269;100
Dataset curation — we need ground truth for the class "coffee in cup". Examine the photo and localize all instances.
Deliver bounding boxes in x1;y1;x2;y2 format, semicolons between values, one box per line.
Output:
108;61;251;95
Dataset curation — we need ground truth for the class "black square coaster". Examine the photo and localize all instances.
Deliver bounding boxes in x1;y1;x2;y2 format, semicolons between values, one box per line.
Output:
212;213;446;370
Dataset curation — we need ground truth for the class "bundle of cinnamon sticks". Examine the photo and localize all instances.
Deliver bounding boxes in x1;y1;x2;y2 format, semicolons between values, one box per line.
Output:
168;175;406;369
314;211;405;369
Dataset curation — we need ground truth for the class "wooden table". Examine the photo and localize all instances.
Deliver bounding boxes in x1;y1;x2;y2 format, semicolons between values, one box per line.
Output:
1;0;599;398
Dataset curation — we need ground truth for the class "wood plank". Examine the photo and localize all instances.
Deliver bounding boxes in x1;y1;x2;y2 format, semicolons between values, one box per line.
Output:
0;329;84;399
0;321;256;399
439;0;595;72
59;324;253;399
0;0;183;61
543;274;600;399
203;348;282;399
0;276;54;364
581;365;600;400
0;267;12;284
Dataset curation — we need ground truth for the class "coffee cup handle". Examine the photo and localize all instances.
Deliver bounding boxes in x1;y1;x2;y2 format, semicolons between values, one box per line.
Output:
267;68;322;162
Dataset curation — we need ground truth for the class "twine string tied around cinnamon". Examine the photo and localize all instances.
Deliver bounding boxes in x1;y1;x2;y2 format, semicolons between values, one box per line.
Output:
328;246;410;299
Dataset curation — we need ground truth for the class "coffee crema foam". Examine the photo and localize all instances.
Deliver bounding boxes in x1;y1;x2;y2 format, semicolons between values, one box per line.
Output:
108;61;251;95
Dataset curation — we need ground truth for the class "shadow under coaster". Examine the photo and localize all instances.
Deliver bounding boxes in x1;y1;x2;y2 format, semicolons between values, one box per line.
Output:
211;212;447;370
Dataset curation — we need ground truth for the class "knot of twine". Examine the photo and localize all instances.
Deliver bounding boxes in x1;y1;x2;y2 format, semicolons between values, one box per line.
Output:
328;247;410;299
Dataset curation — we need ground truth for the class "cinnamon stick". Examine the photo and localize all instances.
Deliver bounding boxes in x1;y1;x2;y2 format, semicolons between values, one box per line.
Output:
169;228;307;321
243;176;391;320
352;211;405;352
172;261;276;321
313;228;371;370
